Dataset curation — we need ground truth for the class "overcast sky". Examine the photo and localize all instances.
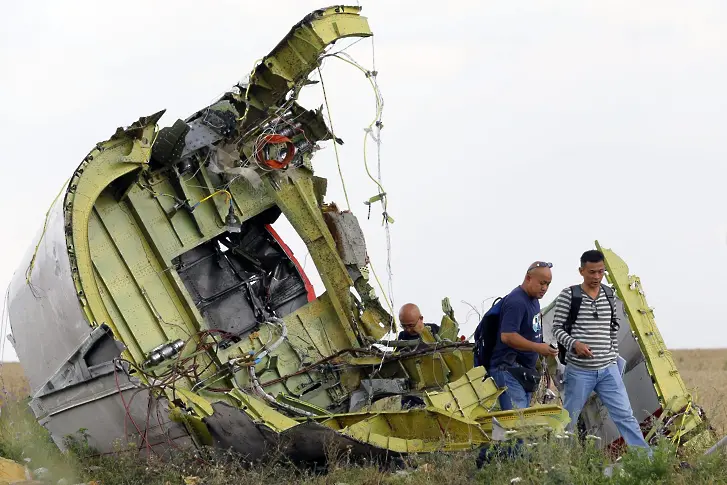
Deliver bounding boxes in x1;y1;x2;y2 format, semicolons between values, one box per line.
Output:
1;0;726;361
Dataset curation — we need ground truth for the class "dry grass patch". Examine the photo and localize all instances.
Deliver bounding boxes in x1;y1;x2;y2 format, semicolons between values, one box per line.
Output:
671;349;727;434
0;362;29;407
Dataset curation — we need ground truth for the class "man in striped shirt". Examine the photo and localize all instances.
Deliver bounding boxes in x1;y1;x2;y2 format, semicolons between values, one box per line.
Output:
551;250;650;451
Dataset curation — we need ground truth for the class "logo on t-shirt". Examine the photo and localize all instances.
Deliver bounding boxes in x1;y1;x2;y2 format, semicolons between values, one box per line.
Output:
532;313;542;333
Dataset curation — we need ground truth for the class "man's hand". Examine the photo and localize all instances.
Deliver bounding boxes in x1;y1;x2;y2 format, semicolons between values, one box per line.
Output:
573;341;594;358
535;343;559;357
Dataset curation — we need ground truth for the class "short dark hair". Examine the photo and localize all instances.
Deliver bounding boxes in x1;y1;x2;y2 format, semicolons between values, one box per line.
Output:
580;249;604;267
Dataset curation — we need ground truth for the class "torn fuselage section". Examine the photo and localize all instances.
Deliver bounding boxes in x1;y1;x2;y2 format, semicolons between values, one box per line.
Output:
174;208;311;339
26;324;190;455
9;5;575;463
202;401;393;468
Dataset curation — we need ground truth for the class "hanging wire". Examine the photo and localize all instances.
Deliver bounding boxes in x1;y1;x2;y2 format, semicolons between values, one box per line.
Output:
370;36;396;323
321;41;396;330
317;38;402;369
317;66;352;211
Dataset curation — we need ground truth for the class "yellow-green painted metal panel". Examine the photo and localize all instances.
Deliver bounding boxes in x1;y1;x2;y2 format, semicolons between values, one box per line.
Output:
597;240;709;444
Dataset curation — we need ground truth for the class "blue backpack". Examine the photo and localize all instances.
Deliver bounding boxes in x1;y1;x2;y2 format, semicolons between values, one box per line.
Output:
473;296;505;370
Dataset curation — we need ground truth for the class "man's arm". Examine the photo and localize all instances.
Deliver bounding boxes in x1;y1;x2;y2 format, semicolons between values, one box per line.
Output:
551;288;577;350
499;298;545;353
501;330;544;353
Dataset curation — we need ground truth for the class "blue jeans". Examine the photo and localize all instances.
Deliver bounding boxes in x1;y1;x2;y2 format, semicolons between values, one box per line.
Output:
563;362;650;450
491;366;532;410
477;366;531;468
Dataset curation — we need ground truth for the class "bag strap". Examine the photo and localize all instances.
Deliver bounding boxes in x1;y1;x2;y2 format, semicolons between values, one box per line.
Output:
601;284;620;332
564;285;582;335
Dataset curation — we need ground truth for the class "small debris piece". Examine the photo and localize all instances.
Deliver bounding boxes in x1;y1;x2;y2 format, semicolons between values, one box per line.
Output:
0;457;28;485
32;468;48;480
418;463;434;473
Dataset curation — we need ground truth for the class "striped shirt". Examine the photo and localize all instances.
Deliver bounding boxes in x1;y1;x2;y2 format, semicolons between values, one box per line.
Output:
551;285;619;370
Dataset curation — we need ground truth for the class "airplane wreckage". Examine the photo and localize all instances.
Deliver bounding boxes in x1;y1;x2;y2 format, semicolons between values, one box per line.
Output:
5;5;717;466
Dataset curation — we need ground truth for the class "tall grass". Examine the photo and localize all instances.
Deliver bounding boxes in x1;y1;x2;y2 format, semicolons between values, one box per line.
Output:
2;396;727;485
2;352;727;484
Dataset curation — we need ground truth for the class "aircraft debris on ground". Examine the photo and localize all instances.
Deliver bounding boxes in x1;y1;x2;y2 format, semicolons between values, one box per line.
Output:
3;4;716;467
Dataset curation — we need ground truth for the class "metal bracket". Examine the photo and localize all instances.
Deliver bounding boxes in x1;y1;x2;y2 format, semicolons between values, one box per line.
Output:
32;323;125;399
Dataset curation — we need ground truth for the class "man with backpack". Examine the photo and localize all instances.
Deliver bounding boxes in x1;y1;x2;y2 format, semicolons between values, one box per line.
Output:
480;261;558;410
551;249;650;451
473;261;558;469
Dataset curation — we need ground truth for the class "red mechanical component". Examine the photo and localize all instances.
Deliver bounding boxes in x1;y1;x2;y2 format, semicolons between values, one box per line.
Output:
256;134;296;170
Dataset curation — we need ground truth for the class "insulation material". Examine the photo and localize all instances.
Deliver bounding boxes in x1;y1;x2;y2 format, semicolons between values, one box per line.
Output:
208;144;263;189
323;211;368;267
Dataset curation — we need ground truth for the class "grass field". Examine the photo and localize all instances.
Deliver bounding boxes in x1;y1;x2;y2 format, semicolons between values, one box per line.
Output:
1;350;726;484
671;349;727;434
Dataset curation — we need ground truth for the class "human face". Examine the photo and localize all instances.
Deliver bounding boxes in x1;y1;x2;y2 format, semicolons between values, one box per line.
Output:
579;261;606;289
400;314;423;335
525;267;552;299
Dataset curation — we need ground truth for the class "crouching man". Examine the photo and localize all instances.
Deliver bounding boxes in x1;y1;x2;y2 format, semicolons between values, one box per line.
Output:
552;249;650;452
489;261;558;410
397;303;440;340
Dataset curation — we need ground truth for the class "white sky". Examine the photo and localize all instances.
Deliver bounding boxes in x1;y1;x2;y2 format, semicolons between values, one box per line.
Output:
1;0;726;361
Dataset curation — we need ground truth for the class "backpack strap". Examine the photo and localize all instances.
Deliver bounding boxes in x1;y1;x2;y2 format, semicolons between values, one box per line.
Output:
557;285;582;365
601;284;619;332
564;285;582;335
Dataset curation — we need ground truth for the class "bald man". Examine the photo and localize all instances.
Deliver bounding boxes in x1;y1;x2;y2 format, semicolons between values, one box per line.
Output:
397;303;440;341
475;262;558;468
488;261;558;410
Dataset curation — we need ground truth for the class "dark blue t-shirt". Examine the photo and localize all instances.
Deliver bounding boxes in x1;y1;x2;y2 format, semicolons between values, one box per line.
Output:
489;286;542;369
